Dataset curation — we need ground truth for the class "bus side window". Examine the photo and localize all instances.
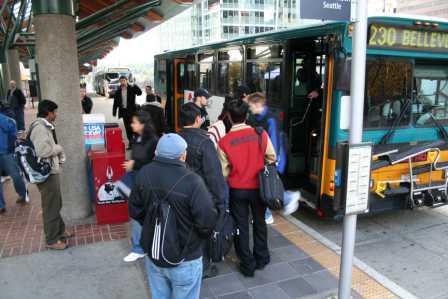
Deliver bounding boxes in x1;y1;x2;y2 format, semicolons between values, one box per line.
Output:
246;62;282;104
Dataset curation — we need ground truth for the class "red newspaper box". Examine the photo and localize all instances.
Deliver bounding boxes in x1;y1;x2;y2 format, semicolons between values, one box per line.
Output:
89;150;128;225
105;127;125;153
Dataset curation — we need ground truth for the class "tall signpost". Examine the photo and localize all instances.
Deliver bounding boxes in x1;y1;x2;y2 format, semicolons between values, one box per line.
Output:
338;0;369;298
301;1;369;298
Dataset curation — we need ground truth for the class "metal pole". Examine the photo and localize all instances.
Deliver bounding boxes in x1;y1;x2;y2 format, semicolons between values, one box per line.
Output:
338;1;369;298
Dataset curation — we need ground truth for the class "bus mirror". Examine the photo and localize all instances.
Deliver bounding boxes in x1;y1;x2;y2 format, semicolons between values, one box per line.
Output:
334;58;351;92
340;96;351;130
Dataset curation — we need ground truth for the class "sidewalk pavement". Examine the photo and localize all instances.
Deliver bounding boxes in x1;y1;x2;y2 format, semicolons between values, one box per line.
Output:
0;179;401;299
0;104;408;298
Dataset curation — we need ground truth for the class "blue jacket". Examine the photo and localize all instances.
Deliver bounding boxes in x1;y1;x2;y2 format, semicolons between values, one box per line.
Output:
252;106;287;174
0;113;17;154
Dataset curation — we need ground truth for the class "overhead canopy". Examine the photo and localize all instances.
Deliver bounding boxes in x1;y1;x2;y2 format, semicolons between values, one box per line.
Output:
0;0;192;73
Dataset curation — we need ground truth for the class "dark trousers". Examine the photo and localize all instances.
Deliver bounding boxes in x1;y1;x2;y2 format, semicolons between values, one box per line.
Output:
13;107;25;131
229;188;269;273
122;109;133;144
37;174;65;245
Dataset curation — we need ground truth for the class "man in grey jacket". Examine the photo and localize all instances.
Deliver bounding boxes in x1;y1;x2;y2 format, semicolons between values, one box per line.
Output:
30;100;71;250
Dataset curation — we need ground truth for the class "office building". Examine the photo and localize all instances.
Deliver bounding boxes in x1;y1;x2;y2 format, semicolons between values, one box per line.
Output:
191;0;315;45
397;0;448;18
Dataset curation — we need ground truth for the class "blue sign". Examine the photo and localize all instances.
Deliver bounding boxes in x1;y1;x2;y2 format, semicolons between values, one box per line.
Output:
84;123;105;145
301;0;351;21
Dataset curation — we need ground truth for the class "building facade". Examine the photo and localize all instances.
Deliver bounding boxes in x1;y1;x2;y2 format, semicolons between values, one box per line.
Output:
191;0;311;45
397;0;448;18
369;0;397;15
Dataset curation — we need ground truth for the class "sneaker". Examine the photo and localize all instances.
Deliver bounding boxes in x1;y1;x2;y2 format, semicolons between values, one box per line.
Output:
265;214;274;225
282;191;301;216
25;190;30;203
46;240;68;250
123;252;146;262
62;231;75;239
1;176;10;183
16;197;27;204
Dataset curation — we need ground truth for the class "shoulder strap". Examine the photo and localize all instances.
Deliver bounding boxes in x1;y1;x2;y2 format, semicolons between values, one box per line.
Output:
255;126;264;152
26;121;40;141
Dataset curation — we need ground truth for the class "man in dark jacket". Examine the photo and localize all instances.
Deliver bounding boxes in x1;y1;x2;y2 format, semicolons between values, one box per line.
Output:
193;88;211;130
141;93;166;137
6;80;26;132
179;102;227;278
112;76;142;146
129;133;217;299
80;87;93;114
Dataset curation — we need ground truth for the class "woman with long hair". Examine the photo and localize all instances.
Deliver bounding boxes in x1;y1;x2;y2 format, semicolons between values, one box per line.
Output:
119;110;159;263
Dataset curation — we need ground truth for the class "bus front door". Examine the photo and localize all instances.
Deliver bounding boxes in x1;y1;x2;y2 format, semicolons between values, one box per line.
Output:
288;53;326;199
173;58;186;131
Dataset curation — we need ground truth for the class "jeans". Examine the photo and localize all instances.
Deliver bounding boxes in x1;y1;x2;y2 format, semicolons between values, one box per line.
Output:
117;172;144;254
230;188;269;274
145;256;203;299
131;219;144;254
0;153;27;209
13;107;25;131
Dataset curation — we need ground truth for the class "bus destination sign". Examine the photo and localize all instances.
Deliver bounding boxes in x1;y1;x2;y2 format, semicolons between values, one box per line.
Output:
368;23;448;53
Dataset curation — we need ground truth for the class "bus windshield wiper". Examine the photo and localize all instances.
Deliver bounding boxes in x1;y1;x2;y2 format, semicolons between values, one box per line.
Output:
430;114;448;141
379;98;412;145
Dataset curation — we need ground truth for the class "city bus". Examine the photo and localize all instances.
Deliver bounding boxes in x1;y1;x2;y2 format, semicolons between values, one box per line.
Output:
93;67;134;97
154;15;448;218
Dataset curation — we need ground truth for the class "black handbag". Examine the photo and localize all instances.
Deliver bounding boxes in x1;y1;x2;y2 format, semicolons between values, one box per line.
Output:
209;208;236;262
255;127;285;210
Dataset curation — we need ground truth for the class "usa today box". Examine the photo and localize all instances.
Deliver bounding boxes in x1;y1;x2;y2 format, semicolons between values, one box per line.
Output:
83;114;106;147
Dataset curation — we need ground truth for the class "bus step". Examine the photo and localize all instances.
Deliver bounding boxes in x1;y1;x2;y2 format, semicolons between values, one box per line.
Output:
384;187;409;196
413;183;447;193
413;162;448;175
371;159;391;170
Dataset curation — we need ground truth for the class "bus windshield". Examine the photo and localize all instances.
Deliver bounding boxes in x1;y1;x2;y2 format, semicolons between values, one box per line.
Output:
414;65;448;126
364;59;412;129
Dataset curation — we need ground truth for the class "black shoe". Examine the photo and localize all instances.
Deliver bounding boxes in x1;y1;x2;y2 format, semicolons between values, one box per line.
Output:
256;261;270;271
202;264;218;279
0;208;6;214
239;265;255;277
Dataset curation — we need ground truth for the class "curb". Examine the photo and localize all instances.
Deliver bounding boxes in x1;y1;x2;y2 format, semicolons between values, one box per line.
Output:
285;215;418;299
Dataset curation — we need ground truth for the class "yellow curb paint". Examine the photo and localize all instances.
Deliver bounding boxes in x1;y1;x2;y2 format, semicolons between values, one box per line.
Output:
273;215;399;299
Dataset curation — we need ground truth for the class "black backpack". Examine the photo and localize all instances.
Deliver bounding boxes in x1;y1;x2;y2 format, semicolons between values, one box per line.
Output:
15;122;51;184
209;208;237;263
144;173;193;268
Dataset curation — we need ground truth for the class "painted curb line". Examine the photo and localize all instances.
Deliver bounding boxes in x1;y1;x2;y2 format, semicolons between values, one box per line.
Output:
285;215;418;299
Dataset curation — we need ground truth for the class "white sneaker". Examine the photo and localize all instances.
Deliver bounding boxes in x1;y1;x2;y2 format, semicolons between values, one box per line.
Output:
123;252;146;262
25;190;30;203
1;176;11;183
282;191;301;216
265;214;274;225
